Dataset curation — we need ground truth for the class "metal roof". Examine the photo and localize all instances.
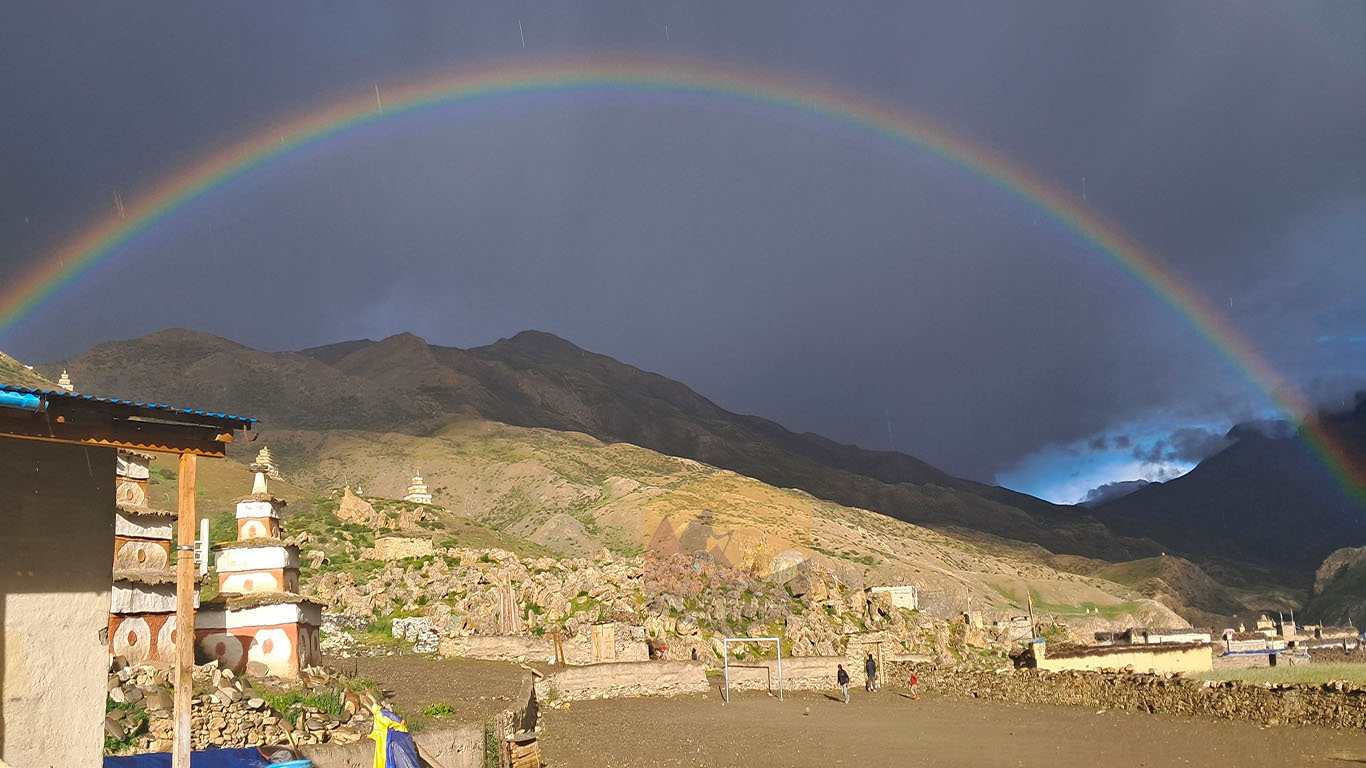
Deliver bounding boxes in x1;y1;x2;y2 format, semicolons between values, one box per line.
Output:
0;383;257;428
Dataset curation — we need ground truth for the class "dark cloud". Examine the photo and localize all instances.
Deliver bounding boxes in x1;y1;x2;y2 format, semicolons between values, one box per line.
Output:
1114;435;1133;450
1088;435;1109;451
1130;427;1233;466
1;2;1364;482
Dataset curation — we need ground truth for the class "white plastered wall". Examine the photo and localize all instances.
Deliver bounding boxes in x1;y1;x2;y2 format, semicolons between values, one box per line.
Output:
1;440;115;768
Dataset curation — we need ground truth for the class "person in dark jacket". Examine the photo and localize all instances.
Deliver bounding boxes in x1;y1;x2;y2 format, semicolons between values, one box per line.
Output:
836;664;851;703
865;653;878;692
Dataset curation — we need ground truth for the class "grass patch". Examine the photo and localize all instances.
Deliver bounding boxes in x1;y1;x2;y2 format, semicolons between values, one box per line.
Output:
104;700;147;753
260;689;346;720
421;702;457;718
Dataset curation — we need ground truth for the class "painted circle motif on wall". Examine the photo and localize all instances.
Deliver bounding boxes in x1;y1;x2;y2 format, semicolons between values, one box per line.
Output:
199;632;245;671
221;572;279;594
115;540;169;570
116;480;147;507
239;519;272;539
252;628;293;674
156;616;178;663
112;617;152;664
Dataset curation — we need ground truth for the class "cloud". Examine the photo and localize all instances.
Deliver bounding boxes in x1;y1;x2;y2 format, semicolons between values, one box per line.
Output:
1081;479;1151;506
1088;435;1109;450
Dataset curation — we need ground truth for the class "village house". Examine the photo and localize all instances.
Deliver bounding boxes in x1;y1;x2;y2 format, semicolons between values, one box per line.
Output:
866;584;920;611
0;383;253;768
1119;627;1213;645
1029;638;1214;675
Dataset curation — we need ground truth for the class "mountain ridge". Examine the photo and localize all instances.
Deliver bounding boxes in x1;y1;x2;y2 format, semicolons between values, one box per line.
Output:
46;328;1160;566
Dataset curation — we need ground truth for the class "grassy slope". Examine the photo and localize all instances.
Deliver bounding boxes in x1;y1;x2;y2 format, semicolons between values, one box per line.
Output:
233;418;1181;624
0;350;56;388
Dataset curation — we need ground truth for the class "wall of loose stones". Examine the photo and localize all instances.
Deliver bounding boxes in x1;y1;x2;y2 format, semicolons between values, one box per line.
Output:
886;662;1366;729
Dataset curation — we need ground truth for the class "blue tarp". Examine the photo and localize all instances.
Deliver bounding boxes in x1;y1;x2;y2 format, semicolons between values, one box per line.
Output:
104;747;281;768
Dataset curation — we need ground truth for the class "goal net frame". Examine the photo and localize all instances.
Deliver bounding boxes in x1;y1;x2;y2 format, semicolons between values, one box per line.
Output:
720;636;783;702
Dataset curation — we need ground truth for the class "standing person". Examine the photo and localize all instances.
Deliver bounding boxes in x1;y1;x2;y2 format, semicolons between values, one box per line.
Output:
865;653;878;692
836;664;851;703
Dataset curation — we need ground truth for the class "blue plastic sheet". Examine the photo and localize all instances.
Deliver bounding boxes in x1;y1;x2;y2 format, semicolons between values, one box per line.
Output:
104;747;284;768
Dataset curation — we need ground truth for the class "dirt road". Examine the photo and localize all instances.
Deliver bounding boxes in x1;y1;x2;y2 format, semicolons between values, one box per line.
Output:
541;689;1366;767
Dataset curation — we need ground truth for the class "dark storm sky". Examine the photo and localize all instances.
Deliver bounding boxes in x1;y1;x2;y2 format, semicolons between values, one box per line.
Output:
2;2;1364;500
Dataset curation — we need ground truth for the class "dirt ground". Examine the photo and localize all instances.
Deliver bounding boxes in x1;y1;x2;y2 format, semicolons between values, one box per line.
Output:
328;655;535;726
541;688;1366;768
333;657;1366;766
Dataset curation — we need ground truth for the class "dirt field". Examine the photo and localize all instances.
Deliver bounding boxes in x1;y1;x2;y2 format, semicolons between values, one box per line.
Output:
541;689;1366;768
328;655;536;726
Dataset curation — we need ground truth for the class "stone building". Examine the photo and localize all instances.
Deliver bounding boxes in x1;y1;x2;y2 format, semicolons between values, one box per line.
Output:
867;584;920;611
0;382;254;767
194;456;321;678
1030;638;1213;675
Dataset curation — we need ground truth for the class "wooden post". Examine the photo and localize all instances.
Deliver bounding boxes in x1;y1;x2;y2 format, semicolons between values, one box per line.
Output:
172;453;197;768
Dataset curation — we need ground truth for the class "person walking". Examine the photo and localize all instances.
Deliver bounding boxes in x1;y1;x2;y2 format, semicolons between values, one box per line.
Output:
865;653;878;692
836;664;851;703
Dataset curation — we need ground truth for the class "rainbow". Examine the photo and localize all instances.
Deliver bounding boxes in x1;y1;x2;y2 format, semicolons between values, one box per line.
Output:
1;54;1359;498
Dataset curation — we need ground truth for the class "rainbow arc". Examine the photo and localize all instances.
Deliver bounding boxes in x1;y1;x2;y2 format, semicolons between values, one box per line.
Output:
1;55;1358;499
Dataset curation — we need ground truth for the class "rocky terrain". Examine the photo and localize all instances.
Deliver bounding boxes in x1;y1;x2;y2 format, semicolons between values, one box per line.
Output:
1306;546;1366;626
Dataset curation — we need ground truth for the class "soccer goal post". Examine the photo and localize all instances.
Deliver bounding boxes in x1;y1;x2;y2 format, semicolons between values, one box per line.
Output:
721;636;783;703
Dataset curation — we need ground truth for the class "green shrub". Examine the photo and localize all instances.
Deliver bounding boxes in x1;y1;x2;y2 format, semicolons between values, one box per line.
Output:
421;702;456;718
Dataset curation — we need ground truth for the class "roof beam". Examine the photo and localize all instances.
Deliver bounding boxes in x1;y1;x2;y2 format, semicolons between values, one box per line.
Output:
0;411;230;457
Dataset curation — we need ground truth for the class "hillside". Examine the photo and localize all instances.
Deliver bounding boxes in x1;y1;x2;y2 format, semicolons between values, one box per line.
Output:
138;417;1180;639
1095;400;1366;582
1305;547;1366;627
48;328;1160;564
0;350;56;389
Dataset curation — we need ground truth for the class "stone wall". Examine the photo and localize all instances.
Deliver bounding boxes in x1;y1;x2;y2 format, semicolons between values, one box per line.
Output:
437;632;649;665
301;725;484;768
440;635;553;663
1;441;115;768
725;656;842;693
886;662;1366;729
1037;641;1212;675
106;663;370;754
535;661;709;702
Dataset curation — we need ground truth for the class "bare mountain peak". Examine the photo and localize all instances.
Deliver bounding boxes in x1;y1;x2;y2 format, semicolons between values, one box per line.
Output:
485;330;587;359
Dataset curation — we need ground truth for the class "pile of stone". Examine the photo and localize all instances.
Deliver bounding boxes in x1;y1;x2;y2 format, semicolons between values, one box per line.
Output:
104;661;374;755
886;662;1366;730
391;617;440;654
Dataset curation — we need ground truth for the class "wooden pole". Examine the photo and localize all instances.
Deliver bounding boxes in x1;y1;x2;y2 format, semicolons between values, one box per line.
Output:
172;453;197;768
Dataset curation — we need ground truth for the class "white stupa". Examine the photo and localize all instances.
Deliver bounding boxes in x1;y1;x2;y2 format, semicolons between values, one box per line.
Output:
57;369;74;392
403;470;432;505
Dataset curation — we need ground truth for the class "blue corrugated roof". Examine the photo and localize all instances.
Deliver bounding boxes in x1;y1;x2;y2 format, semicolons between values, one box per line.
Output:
0;383;257;426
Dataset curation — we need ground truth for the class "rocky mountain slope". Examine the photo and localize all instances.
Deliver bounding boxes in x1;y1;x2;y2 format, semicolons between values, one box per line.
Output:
47;328;1160;563
1305;546;1366;627
1095;400;1366;582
